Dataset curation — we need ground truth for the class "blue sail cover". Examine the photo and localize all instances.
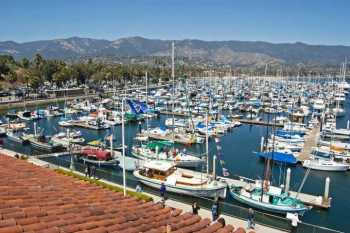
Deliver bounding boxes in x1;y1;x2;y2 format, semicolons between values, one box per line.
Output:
126;99;148;115
258;152;297;164
277;130;303;138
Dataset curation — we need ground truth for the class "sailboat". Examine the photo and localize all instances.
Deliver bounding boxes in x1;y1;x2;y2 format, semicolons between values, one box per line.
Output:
230;112;311;215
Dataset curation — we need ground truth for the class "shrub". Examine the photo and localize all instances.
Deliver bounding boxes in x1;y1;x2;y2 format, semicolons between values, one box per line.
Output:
55;168;153;202
20;155;28;160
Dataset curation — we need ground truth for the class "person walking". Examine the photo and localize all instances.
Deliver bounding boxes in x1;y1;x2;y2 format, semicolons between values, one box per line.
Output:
211;202;218;221
290;213;301;233
160;183;166;203
191;203;200;215
85;165;89;177
91;166;97;179
136;184;142;193
0;138;3;150
87;165;91;178
247;208;255;230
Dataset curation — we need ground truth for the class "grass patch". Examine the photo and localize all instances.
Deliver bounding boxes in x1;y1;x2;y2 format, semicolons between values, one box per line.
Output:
20;155;28;160
55;168;153;202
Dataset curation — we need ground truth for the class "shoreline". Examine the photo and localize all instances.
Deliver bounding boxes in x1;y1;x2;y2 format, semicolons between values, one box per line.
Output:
0;94;97;110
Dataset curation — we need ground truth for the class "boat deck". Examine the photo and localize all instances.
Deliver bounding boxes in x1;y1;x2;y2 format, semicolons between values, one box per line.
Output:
139;133;194;145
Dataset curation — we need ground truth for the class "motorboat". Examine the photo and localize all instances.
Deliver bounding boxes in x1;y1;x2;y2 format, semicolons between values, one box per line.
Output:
134;161;227;198
6;130;30;145
17;110;39;121
302;158;349;171
81;149;119;167
29;134;63;152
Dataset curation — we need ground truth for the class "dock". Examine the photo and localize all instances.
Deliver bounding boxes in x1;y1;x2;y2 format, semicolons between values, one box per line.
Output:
73;122;101;130
239;119;284;127
297;126;319;162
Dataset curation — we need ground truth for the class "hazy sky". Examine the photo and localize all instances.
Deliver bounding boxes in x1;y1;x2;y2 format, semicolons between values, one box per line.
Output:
1;0;349;45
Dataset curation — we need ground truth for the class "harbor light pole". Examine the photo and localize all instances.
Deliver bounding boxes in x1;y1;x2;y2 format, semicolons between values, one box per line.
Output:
68;129;74;171
122;91;126;195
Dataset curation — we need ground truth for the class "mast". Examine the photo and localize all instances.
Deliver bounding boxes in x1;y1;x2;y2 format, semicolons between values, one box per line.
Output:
172;42;175;140
146;72;149;136
206;112;209;176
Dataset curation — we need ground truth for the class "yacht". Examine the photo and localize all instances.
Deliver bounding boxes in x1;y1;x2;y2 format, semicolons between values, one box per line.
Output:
134;161;227;198
303;158;349;171
17;110;39;121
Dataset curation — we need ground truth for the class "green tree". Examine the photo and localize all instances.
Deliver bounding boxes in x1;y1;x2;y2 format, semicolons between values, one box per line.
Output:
7;70;17;87
28;74;40;91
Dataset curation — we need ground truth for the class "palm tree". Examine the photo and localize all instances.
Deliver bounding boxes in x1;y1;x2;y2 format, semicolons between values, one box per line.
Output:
33;54;43;97
20;58;30;99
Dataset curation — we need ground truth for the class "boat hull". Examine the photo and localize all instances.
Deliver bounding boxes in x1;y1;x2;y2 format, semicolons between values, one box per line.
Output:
7;136;29;145
82;159;118;167
134;172;227;199
229;190;309;216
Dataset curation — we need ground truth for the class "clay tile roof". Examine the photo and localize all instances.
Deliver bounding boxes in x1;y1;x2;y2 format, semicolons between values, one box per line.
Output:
0;154;244;233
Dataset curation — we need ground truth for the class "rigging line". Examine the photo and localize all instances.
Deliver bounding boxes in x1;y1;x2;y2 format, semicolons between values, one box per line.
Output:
174;47;195;134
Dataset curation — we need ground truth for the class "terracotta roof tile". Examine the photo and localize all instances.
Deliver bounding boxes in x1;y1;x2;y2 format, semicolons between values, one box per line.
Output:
15;217;39;226
0;218;16;228
0;154;244;233
0;225;23;233
2;211;26;220
22;222;46;232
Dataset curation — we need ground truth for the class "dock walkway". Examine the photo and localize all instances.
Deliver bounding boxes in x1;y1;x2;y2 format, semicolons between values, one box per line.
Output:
298;126;319;162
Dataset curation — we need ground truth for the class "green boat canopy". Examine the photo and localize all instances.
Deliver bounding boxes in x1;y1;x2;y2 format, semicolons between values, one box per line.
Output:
145;141;174;150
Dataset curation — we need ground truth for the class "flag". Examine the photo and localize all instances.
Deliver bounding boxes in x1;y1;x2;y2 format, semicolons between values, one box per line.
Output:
217;145;222;150
220;160;225;165
217;153;223;157
222;168;228;172
126;99;148;115
223;172;229;177
215;138;221;143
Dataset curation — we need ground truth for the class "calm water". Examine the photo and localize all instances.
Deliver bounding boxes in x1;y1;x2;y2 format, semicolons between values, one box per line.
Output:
1;98;349;232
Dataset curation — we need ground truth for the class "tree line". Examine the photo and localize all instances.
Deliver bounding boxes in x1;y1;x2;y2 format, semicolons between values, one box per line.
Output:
0;55;204;92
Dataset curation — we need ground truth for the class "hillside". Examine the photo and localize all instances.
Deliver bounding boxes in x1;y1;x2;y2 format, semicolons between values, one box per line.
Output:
1;36;349;65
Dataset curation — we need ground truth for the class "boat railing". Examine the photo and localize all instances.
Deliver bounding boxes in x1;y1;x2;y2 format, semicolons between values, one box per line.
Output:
46;157;343;233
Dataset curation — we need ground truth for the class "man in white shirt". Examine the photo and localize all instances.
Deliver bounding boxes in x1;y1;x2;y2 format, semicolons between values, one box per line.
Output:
290;213;301;233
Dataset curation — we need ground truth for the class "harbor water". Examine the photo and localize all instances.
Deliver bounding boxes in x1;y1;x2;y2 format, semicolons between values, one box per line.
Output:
1;97;349;232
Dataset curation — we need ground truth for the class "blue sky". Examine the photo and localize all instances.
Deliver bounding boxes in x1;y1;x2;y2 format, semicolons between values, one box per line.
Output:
0;0;349;45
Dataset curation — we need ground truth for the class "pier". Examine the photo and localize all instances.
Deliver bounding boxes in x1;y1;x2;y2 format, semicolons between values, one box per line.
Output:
239;119;284;127
297;126;319;162
72;122;101;130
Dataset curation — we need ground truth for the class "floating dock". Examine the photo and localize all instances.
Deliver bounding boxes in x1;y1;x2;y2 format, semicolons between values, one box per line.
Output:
298;127;319;162
73;122;101;130
239;119;284;127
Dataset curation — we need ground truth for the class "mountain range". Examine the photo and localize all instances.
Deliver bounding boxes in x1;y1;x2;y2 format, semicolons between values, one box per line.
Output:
1;36;349;65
